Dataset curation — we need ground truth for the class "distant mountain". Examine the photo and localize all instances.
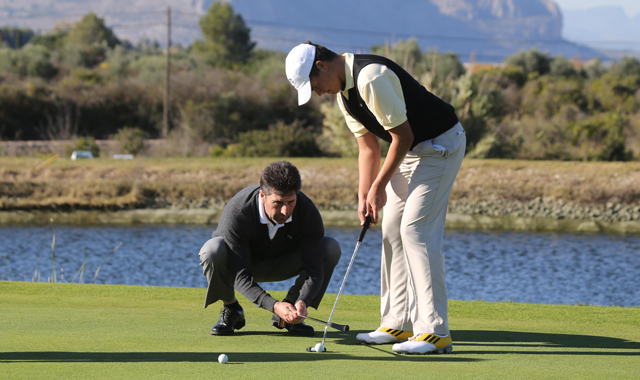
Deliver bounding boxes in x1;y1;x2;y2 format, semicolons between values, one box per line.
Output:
0;0;603;62
221;0;601;61
562;6;640;55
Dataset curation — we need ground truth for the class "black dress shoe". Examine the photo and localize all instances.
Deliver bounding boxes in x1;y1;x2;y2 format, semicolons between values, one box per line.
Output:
211;306;245;335
271;314;315;336
285;321;315;336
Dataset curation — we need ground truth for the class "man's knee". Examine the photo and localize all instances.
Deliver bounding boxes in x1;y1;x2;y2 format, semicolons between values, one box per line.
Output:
198;237;229;265
323;236;341;267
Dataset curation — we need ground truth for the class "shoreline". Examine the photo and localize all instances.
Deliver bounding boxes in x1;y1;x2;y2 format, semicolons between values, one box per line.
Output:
2;208;640;234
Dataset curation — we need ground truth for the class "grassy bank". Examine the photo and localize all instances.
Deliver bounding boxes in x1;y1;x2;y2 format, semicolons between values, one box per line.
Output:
2;157;640;211
1;282;638;379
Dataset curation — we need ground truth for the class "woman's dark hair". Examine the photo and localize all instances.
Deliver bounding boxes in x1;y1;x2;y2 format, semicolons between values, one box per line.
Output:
260;161;302;196
305;40;339;78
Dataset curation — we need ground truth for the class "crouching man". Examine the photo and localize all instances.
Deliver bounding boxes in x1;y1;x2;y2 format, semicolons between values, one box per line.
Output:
198;161;342;336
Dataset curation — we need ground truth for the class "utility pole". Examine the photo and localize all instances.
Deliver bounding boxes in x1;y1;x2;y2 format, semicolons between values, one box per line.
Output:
163;6;171;138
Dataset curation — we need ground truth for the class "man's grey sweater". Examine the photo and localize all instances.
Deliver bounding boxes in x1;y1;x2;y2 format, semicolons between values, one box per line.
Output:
212;186;325;312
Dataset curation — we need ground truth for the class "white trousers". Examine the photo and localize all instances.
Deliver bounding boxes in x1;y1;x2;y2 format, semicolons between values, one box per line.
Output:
380;122;466;335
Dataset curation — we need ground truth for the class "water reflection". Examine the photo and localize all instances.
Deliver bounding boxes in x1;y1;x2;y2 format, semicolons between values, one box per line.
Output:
1;225;638;307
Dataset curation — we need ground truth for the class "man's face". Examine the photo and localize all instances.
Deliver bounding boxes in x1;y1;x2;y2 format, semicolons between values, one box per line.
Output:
310;61;342;96
260;190;297;224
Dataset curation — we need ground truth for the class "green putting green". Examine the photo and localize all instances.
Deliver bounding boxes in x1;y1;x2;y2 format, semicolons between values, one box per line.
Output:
1;282;639;379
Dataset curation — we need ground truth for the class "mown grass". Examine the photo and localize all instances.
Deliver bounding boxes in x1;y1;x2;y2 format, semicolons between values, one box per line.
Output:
2;157;640;211
1;282;639;379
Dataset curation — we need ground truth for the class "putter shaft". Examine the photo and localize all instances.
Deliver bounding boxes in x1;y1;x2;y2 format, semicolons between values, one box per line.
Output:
321;216;372;346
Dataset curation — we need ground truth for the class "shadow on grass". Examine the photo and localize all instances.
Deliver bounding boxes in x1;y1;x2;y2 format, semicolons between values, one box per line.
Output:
4;331;636;363
334;330;640;356
0;351;481;363
453;330;640;351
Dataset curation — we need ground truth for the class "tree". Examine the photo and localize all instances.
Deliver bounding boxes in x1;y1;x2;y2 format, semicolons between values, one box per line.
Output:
371;38;423;76
193;1;255;68
370;39;465;82
0;44;58;79
64;12;120;67
583;58;607;80
550;55;577;77
505;49;552;78
610;57;640;77
0;27;35;49
423;50;466;83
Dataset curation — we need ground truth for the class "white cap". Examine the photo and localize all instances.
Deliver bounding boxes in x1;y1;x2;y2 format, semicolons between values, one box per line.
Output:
286;44;316;106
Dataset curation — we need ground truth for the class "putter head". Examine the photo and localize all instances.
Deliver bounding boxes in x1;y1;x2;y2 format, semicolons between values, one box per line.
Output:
306;345;327;352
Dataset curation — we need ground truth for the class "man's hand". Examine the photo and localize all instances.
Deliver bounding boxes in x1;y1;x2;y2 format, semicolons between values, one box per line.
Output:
366;181;387;225
294;300;308;320
358;196;370;226
274;301;305;325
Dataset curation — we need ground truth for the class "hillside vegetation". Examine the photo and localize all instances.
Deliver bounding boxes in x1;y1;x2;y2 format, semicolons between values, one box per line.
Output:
0;2;639;162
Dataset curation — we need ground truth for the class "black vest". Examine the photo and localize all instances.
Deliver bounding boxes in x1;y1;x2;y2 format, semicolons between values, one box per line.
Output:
341;54;459;149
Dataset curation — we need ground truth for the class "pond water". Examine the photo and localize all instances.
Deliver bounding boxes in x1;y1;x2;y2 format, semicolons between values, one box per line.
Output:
1;225;639;307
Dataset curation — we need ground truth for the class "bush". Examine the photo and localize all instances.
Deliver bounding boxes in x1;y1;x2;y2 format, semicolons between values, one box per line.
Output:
422;50;466;83
466;133;522;159
450;72;502;150
505;49;551;77
317;102;358;157
54;80;163;139
0;83;57;140
75;136;100;157
371;38;424;76
610;57;640;77
571;112;633;161
234;121;322;157
550;55;577;77
586;74;640;114
583;58;607;80
370;40;465;83
0;45;58;79
521;76;587;119
498;65;528;87
102;45;135;79
114;127;145;155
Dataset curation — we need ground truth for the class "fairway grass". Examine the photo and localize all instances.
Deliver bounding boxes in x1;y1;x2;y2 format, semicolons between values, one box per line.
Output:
1;282;638;379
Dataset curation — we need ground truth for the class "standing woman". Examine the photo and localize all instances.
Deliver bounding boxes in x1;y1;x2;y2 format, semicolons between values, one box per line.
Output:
285;42;466;354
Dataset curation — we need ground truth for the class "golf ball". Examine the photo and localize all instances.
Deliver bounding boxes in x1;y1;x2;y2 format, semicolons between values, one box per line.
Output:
314;343;324;352
218;354;228;364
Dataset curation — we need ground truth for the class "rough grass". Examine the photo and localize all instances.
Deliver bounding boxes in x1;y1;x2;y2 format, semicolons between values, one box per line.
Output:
2;157;640;211
1;282;639;379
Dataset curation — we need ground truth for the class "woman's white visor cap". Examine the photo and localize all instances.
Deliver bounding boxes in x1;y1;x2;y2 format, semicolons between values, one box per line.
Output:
286;44;316;106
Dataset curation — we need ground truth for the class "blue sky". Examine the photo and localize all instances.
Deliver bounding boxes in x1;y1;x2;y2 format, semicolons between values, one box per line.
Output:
554;0;640;16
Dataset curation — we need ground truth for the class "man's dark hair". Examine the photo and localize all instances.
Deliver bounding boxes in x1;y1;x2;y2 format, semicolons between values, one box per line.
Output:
260;161;302;196
305;40;339;78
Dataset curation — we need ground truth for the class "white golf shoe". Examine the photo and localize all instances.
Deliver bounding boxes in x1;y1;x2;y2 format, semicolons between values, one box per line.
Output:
392;333;453;354
356;327;413;344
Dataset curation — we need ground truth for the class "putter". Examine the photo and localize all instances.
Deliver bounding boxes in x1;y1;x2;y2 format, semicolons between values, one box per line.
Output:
299;315;349;332
307;216;372;352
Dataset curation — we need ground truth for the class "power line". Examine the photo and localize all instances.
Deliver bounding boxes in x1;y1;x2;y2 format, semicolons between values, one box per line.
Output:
164;12;600;45
2;10;640;46
247;19;588;46
251;33;511;61
122;16;640;45
0;10;173;19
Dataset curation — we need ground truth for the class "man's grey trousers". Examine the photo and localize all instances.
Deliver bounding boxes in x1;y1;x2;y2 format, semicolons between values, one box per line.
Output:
198;236;341;310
